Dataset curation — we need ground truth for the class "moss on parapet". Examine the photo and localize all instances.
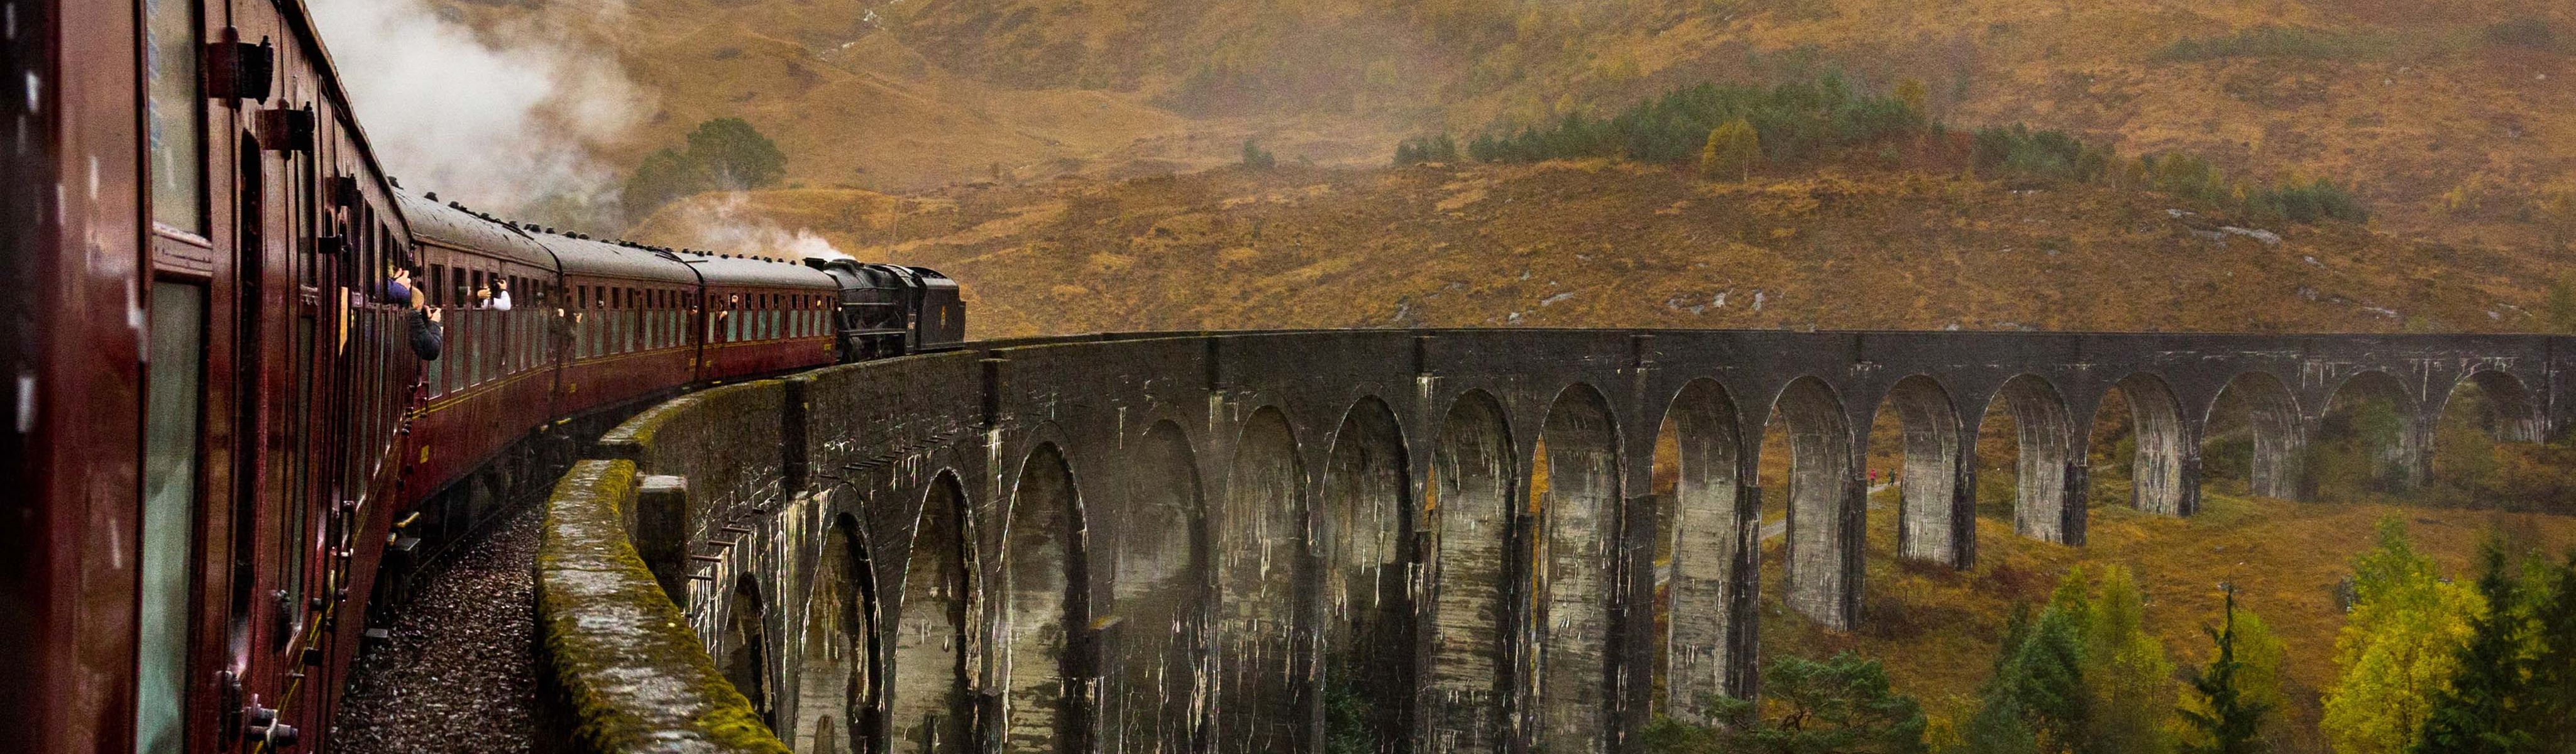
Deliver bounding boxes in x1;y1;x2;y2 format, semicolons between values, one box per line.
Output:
537;459;790;754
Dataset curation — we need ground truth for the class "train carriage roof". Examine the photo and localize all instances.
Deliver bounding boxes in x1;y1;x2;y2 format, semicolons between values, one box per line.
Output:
534;232;701;286
678;252;840;292
395;191;555;270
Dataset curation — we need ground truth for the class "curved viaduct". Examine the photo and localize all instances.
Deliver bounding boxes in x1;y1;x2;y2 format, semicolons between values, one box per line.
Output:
565;328;2570;754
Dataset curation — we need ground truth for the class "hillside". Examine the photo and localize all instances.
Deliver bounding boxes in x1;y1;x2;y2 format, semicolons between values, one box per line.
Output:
632;161;2558;339
438;0;2576;251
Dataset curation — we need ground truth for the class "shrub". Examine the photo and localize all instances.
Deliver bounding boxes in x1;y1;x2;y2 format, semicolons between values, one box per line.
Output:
2485;19;2557;51
1648;652;1927;753
2245;178;2369;223
2141;152;2230;205
1394;134;1461;166
1972;124;2110;182
1456;71;1929;168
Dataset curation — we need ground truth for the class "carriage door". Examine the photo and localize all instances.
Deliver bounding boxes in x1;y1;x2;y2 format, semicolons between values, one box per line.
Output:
228;126;276;751
140;0;221;751
273;101;337;741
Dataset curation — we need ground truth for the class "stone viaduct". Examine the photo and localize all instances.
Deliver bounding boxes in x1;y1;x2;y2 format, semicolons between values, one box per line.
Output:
538;328;2572;754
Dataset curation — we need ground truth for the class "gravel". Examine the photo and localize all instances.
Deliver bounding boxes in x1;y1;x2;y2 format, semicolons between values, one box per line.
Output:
329;505;542;754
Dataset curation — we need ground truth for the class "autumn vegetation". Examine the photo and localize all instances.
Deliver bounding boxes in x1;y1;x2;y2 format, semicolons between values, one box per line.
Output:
1397;74;2368;226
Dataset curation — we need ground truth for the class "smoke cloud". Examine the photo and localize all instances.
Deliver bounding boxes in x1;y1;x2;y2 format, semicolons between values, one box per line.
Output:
307;0;642;224
661;193;854;261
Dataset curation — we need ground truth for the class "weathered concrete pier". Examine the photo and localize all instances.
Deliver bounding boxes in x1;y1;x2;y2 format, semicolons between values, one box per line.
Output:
534;329;2569;753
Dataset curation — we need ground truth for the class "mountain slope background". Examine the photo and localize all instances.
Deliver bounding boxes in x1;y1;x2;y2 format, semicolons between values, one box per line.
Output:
630;160;2555;338
448;0;2575;253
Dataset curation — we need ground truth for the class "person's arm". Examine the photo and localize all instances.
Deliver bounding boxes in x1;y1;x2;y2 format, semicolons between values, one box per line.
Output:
409;308;444;361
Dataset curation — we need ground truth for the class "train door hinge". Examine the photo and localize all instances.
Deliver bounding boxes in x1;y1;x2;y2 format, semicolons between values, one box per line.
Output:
256;106;317;154
204;31;275;104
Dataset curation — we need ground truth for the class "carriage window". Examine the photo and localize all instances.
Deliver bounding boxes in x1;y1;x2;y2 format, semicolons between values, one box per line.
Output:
145;0;202;234
282;315;314;643
137;282;204;754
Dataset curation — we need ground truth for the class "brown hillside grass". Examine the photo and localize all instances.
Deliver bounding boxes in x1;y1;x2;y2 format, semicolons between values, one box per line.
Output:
637;161;2562;339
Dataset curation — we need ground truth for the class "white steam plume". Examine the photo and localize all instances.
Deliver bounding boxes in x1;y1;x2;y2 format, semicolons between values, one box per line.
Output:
665;193;853;261
307;0;642;220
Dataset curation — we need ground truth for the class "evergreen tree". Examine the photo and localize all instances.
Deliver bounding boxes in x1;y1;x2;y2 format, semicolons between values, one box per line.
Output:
2414;541;2536;754
2545;278;2576;334
1959;696;2042;754
2181;584;2270;754
2523;554;2576;746
1241;138;1277;169
1698;652;1927;754
2082;566;2176;754
2233;601;2289;717
1970;569;2094;753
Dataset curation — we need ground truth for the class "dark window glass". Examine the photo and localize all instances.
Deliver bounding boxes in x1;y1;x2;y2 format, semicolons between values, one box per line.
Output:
283;317;313;641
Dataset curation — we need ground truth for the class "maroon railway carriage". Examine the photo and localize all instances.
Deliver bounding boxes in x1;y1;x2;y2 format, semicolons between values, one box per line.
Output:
0;1;965;751
3;0;426;751
393;191;564;537
684;253;845;379
539;231;713;412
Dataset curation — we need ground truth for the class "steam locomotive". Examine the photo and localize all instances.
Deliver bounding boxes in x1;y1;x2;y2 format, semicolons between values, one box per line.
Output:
0;1;961;751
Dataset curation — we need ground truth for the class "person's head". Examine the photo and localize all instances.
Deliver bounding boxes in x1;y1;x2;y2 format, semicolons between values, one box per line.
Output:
495;278;508;291
392;267;411;281
476;286;492;301
407;288;426;310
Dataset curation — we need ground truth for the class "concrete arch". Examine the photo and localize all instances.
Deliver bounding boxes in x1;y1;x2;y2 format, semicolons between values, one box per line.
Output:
2441;369;2545;444
2202;372;2307;501
1650;378;1750;721
1319;395;1415;752
1097;421;1205;754
1210;407;1305;753
794;515;875;754
1768;376;1861;631
1423;390;1516;753
890;473;971;753
2105;374;2192;516
1532;383;1621;754
727;574;776;729
996;444;1086;753
1873;375;1965;566
1982;374;2079;544
2316;370;2424;493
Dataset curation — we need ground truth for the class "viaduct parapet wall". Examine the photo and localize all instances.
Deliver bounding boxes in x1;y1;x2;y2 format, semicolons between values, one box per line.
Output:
537;328;2573;754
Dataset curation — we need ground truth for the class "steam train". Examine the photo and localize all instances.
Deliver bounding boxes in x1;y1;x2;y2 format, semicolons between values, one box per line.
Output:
0;1;962;752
